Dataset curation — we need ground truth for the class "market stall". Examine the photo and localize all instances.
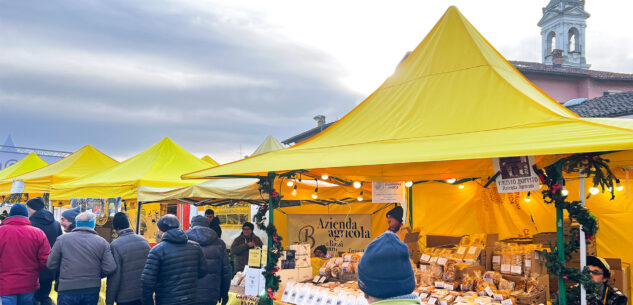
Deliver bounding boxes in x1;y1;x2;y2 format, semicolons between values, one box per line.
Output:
184;6;633;305
50;137;213;243
0;152;48;203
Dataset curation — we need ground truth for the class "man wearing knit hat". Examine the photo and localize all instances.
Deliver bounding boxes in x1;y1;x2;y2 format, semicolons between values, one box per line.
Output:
60;206;80;233
0;204;51;305
26;197;63;305
581;256;628;305
385;205;413;242
142;214;208;305
230;222;264;273
358;232;420;305
106;212;150;305
47;212;117;305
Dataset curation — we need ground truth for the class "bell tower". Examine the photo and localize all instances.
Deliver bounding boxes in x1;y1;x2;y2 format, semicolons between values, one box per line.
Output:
538;0;590;68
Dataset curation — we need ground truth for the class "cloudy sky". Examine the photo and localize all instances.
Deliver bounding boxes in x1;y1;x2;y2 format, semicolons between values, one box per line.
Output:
1;0;632;163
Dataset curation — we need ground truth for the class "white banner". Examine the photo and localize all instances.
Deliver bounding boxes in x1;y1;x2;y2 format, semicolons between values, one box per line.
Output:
372;182;406;203
286;214;372;254
493;156;541;193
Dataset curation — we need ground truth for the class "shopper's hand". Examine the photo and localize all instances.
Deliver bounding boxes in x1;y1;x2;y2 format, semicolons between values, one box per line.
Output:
247;241;255;248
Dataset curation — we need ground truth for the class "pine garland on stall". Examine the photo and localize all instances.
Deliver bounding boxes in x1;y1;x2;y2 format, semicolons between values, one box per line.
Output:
256;175;284;305
533;154;617;304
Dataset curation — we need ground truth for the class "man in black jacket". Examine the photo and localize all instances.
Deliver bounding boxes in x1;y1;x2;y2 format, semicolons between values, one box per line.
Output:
142;214;208;305
205;209;222;238
27;197;62;305
186;215;231;305
107;213;150;305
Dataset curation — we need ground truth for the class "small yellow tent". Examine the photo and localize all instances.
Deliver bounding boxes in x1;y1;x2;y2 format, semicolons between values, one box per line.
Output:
0;145;118;195
201;155;220;166
251;136;284;157
0;153;48;181
50;137;212;201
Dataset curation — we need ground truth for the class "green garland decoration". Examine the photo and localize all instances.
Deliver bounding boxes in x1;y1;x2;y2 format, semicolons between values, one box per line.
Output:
255;175;284;305
533;154;617;304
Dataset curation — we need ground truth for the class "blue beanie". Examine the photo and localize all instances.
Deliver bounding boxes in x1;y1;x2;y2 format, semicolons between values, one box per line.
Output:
9;204;29;217
62;207;81;224
358;232;415;299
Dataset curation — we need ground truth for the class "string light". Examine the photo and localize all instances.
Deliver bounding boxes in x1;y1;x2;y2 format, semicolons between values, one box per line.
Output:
291;184;297;196
353;181;362;189
607;186;613;192
446;178;457;184
286;180;294;187
589;186;600;195
312;193;318;199
561;187;569;196
357;190;364;202
405;181;413;188
616;179;624;191
524;191;531;202
321;174;329;180
458;184;465;189
312;179;319;199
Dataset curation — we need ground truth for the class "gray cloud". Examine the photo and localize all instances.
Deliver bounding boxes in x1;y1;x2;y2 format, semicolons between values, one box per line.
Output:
0;0;360;162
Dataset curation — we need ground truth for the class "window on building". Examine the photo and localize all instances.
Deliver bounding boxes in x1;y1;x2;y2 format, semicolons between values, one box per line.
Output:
568;28;580;52
547;31;556;54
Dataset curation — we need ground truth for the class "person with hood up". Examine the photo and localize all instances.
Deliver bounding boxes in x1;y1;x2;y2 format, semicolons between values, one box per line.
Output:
26;197;63;305
357;232;420;305
60;206;80;233
106;212;150;305
205;209;222;238
186;215;231;305
0;204;51;305
230;222;263;273
47;212;117;305
142;214;208;305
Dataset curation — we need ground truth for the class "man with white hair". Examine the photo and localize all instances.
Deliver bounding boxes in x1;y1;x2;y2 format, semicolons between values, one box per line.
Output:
47;212;117;305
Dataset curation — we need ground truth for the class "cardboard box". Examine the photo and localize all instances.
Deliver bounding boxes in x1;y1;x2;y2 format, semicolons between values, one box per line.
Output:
503;274;550;304
297;266;313;282
277;268;299;284
404;230;421;263
605;258;630;298
426;234;463;248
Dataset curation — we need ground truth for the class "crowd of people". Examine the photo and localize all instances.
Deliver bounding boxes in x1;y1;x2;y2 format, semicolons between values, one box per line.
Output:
0;201;627;305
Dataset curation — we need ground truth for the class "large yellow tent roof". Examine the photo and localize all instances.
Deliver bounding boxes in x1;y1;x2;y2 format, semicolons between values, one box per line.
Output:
184;6;633;182
0;153;48;181
51;137;212;200
0;145;118;195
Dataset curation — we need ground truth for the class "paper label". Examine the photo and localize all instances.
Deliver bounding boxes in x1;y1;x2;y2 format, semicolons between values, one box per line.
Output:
440;301;448;305
501;264;511;273
420;264;428;271
428;297;438;305
419;293;429;299
314;296;325;305
437;257;448;266
525;259;532;267
248;249;262;268
429;256;439;264
494;294;503;302
282;288;292;303
511;265;522;275
535;252;540;260
468;247;478;255
457;246;467;255
435;281;445;288
485;286;494;297
421;254;431;262
261;248;268;266
492;256;501;264
445;284;454;291
502;299;513;305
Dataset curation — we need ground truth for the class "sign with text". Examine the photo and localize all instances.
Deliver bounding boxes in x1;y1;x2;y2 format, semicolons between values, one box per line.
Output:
493;156;540;193
208;203;251;229
372;182;406;203
287;214;372;254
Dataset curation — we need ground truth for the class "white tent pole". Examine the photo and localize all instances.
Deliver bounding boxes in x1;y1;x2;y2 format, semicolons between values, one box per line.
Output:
579;173;587;305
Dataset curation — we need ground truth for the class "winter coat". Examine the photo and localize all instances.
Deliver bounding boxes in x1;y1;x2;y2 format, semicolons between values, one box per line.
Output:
230;233;263;273
141;229;208;305
209;217;222;238
186;226;231;304
46;227;117;292
106;229;151;305
0;216;51;295
571;283;628;305
29;209;63;281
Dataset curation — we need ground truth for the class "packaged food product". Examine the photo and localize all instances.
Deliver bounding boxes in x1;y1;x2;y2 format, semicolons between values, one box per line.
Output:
476;281;497;297
443;259;458;282
491;242;504;272
526;277;539;294
460;275;475;292
514;277;527;292
497;278;515;292
500;248;513;275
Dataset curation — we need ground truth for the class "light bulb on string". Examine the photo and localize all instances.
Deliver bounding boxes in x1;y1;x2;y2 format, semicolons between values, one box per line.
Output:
616;179;624;191
589;186;600;195
458;184;465;189
353;181;362;189
287;180;294;187
608;186;613;192
561;188;569;196
312;180;319;199
357;190;364;201
446;178;457;184
312;193;318;199
405;181;413;188
524;191;531;202
291;184;297;196
321;174;329;180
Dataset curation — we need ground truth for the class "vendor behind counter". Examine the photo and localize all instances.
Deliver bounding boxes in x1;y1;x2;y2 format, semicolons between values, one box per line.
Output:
311;245;329;277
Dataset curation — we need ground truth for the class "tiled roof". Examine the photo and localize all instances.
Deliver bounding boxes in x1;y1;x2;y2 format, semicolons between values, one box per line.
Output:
567;91;633;117
281;122;335;145
511;61;633;81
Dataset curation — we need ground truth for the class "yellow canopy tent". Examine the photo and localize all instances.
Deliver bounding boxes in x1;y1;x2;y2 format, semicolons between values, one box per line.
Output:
184;6;633;183
181;6;633;298
201;155;220;166
51;137;212;201
0;145;118;196
251;135;284;157
0;153;48;181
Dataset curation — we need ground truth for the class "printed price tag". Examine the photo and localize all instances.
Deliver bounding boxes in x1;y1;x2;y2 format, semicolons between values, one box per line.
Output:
511;265;522;274
492;256;501;264
429;256;439;264
502;299;513;305
435;281;445;289
444;284;454;291
437;257;448;265
501;264;511;273
468;247;478;255
457;247;467;255
421;254;431;262
428;297;438;305
485;286;494;297
525;259;532;267
494;294;503;302
419;293;429;300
